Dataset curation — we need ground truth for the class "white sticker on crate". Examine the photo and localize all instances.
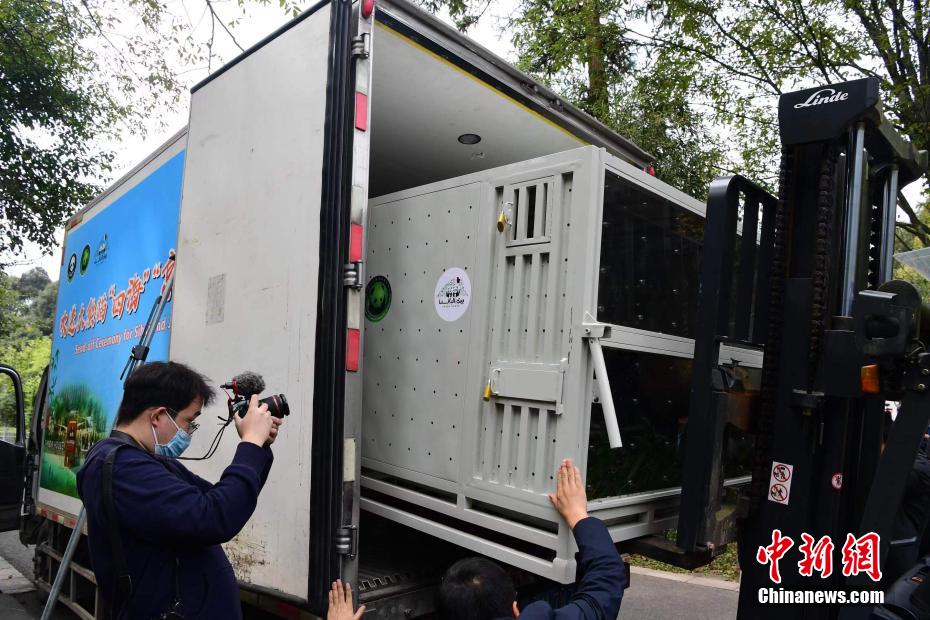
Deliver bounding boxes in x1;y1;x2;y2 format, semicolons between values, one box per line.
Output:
434;267;471;322
768;461;793;505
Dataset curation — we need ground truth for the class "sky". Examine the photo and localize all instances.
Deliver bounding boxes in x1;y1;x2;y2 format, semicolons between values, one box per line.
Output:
6;0;927;278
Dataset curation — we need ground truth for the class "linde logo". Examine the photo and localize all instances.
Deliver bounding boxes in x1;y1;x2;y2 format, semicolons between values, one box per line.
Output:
793;88;849;109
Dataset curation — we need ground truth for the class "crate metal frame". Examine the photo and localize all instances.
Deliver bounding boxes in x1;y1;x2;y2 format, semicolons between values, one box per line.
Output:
360;146;758;582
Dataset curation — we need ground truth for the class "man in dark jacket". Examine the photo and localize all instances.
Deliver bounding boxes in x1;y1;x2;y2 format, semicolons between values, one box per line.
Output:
437;459;626;619
76;361;281;619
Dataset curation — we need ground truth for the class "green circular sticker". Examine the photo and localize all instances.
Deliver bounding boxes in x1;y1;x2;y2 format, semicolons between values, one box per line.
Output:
80;245;91;275
365;276;392;322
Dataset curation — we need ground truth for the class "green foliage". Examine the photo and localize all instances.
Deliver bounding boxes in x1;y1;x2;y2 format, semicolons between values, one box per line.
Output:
508;0;725;197
419;0;927;205
0;268;57;430
628;530;741;581
48;383;107;435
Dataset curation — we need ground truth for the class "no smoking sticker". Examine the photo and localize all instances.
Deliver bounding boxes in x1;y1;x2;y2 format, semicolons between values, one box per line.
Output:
768;461;793;505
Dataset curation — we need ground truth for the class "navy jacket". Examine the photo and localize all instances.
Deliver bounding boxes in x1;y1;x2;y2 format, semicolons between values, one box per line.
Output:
76;435;272;619
514;517;626;619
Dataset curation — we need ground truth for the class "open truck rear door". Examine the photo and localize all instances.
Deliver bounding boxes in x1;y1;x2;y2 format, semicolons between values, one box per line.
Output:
168;0;360;613
0;364;25;532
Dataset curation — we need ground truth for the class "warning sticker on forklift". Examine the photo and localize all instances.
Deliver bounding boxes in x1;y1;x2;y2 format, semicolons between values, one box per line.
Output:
434;267;471;322
769;461;793;505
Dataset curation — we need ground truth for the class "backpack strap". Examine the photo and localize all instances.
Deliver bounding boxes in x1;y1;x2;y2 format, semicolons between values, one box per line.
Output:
102;442;133;616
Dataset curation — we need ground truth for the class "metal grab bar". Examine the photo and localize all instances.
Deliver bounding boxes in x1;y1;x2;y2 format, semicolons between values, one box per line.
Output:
584;323;622;448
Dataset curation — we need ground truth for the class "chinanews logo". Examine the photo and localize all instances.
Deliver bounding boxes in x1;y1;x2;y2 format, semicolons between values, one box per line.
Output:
94;234;108;265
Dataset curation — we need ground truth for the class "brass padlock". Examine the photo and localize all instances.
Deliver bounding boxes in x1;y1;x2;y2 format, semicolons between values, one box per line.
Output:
497;210;507;233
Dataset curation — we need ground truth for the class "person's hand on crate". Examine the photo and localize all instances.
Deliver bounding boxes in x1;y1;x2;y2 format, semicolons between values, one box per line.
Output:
327;580;365;619
548;458;589;528
235;394;274;447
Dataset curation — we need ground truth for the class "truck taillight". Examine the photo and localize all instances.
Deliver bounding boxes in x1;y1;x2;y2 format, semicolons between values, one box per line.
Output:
362;0;374;18
645;165;656;176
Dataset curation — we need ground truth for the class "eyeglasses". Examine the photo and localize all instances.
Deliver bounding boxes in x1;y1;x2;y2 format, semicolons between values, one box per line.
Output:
166;408;200;435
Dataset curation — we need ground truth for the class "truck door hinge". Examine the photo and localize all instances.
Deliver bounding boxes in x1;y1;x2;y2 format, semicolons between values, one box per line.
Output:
352;34;370;59
343;263;363;289
335;525;358;558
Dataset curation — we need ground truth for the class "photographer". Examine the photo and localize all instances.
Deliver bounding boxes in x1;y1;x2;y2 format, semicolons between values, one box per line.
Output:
76;361;283;619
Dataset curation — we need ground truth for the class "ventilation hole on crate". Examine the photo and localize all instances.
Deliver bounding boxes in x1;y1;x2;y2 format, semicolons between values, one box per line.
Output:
430;421;434;425
452;424;456;429
413;387;416;391
449;457;453;461
428;452;432;456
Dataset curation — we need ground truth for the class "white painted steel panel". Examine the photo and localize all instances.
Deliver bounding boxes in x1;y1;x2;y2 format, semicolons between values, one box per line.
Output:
169;6;332;600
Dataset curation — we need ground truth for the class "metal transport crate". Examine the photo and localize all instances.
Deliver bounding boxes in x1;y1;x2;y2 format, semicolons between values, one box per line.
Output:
360;145;759;582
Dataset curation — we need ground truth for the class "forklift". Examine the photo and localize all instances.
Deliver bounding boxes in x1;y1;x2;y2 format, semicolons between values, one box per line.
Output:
674;76;929;618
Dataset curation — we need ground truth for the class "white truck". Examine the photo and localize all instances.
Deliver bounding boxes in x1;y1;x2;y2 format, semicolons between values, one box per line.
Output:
0;0;758;616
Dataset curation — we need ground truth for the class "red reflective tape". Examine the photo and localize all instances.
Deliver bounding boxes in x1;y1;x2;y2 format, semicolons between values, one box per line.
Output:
275;602;301;620
346;328;360;372
349;223;363;263
355;92;368;131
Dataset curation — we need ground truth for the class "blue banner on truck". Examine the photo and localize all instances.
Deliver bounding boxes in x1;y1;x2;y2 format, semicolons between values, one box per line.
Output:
41;151;184;499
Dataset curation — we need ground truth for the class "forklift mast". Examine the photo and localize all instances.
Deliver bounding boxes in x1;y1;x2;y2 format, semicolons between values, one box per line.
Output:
677;77;928;618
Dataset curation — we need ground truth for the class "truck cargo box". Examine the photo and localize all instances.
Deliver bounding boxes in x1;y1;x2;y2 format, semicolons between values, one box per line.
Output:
25;0;749;614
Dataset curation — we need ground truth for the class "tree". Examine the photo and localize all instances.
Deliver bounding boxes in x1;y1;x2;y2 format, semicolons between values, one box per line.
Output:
426;0;926;202
508;0;726;196
1;0;304;266
641;0;928;192
0;268;56;428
